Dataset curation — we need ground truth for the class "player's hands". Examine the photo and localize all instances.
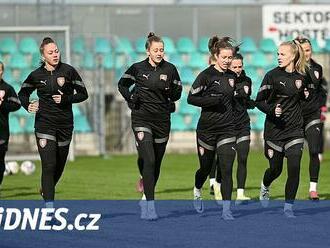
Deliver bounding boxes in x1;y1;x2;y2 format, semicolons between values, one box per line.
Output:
321;105;327;113
52;90;63;104
28;100;39;113
275;104;282;117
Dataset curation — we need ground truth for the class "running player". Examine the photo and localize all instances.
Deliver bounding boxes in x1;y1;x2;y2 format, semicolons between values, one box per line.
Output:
256;40;309;218
18;37;88;211
118;32;182;220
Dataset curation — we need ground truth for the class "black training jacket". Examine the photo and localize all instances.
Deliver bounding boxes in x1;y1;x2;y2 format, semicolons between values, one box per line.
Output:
187;65;236;135
301;59;327;117
0;79;21;141
118;58;182;122
256;67;308;141
18;62;88;129
233;70;254;130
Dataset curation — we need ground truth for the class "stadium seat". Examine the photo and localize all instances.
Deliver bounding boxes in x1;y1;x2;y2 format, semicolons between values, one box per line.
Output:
75;115;92;133
29;90;38;101
3;69;14;83
250;51;268;68
179;67;195;85
19;37;39;54
102;53;114;69
187;112;199;130
135;37;146;53
9;52;29;69
324;39;330;52
240;37;257;53
176;37;196;53
259;38;277;53
80;52;95;69
94;37;112;54
23;115;35;133
310;39;322;53
0;37;17;54
31;53;41;68
250;109;265;131
187;52;207;70
198;37;209;53
168;53;185;68
179;93;198;115
14;107;29;118
72;37;85;54
19;68;31;82
73;105;82;117
9;115;22;134
171;113;187;131
114;37;134;54
162;36;176;54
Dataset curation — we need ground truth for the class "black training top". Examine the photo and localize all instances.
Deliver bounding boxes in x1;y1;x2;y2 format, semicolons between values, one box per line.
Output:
301;59;327;117
256;67;308;141
18;62;88;130
187;65;236;135
118;58;182;122
233;70;254;130
0;79;21;141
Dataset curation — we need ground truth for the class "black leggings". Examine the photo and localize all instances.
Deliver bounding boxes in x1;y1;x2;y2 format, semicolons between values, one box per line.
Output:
305;122;322;183
135;132;167;201
195;139;236;200
36;129;72;202
209;139;250;189
263;141;303;202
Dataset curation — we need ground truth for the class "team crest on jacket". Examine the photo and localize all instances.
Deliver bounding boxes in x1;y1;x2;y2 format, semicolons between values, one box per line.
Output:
57;77;65;87
244;86;249;94
160;74;167;81
268;149;274;159
228;79;234;87
137;132;144;141
39;139;47;148
0;90;5;98
314;71;319;79
199;146;204;156
295;80;302;89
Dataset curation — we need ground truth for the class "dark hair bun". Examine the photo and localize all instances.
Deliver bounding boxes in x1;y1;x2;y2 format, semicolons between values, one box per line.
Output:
42;37;54;43
147;32;155;39
208;36;219;51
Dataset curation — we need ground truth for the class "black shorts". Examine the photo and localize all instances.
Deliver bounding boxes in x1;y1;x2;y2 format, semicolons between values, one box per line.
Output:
196;131;236;151
132;119;170;144
303;112;322;154
264;137;304;158
35;127;73;149
236;128;250;145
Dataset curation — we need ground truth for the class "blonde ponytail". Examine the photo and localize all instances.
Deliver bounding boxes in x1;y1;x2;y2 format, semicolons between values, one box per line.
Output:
280;40;309;75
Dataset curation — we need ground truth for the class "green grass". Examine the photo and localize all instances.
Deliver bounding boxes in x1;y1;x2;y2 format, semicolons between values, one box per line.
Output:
1;150;330;200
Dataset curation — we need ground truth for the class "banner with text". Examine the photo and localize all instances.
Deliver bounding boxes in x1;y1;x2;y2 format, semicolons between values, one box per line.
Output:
263;5;330;46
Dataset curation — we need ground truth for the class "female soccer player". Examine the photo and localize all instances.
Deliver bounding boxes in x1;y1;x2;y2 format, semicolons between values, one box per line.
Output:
118;32;182;220
295;36;327;200
230;53;255;202
18;37;88;209
0;61;21;191
256;40;309;217
188;36;238;220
